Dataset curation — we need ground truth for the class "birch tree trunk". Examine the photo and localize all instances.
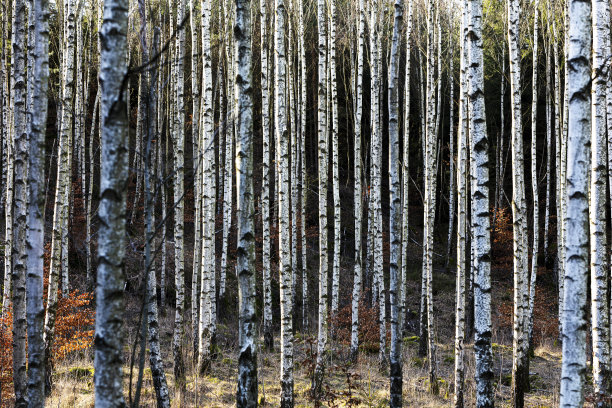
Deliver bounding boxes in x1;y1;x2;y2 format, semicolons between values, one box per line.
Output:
234;0;257;402
298;0;308;332
10;0;27;403
275;0;294;402
94;0;129;403
559;2;591;406
590;0;611;401
312;0;329;395
401;0;413;332
543;32;551;266
507;0;530;403
260;0;273;350
190;0;202;355
330;0;340;320
423;0;439;393
445;29;456;271
454;4;469;406
388;0;403;403
370;0;386;367
198;0;217;372
525;0;540;381
139;17;171;407
350;0;366;361
552;16;564;340
45;0;77;390
172;0;187;387
26;0;51;402
467;0;494;405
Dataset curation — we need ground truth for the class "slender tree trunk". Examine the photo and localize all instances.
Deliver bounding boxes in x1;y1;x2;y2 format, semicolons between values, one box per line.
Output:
467;0;494;405
507;0;529;404
172;0;187;388
298;0;308;332
260;0;273;350
388;0;403;403
552;14;563;341
26;0;51;402
454;4;469;406
235;0;257;403
312;0;329;395
543;33;551;266
525;0;540;387
350;0;365;361
559;2;591;406
330;0;340;321
10;0;27;403
445;30;456;271
590;0;611;402
198;0;217;372
275;0;294;403
190;0;202;355
94;0;129;403
138;16;171;407
423;0;439;393
45;0;77;391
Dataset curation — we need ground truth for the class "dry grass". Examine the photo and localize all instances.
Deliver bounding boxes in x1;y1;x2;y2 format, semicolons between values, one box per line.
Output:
43;324;569;407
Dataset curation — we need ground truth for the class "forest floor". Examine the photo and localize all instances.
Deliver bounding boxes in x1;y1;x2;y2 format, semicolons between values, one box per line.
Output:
44;271;578;408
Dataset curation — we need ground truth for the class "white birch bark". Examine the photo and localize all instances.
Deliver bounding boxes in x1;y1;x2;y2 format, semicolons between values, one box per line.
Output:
45;0;77;390
275;0;294;402
454;4;469;406
350;0;366;361
330;0;340;320
559;1;591;405
388;0;403;403
10;0;27;403
507;0;529;402
94;0;129;403
198;0;217;372
467;0;494;405
172;0;187;386
313;0;329;394
422;0;438;393
590;0;611;400
526;0;540;361
26;0;51;402
190;0;202;355
298;0;308;331
235;0;257;402
260;0;273;349
445;28;456;270
400;0;413;332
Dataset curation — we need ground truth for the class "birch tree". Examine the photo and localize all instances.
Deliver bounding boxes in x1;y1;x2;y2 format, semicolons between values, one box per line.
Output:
590;0;610;401
401;0;413;331
467;0;494;405
330;0;340;320
94;0;129;403
275;0;294;402
313;0;329;394
235;0;258;402
350;0;366;362
10;0;27;403
507;0;530;403
454;3;469;406
388;0;403;403
198;0;217;371
172;0;187;386
559;2;591;406
422;0;439;393
260;0;273;349
26;0;51;402
45;0;77;390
